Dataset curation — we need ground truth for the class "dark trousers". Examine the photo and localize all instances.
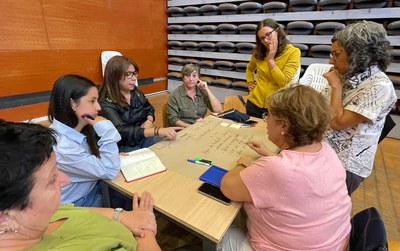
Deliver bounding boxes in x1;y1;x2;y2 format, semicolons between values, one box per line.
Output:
245;100;268;119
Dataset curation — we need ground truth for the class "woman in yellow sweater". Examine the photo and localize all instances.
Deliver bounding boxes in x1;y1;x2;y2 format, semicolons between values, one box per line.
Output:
246;18;301;118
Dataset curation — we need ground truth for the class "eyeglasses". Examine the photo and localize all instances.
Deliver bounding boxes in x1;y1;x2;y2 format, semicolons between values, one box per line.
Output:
259;27;277;41
329;50;343;60
262;111;269;122
125;71;138;79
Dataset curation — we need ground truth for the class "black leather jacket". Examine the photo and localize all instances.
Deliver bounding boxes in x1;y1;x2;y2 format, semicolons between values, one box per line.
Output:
99;89;155;147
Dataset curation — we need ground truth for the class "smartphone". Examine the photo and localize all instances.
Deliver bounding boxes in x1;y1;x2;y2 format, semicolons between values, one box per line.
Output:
198;183;231;205
241;120;258;125
217;108;235;118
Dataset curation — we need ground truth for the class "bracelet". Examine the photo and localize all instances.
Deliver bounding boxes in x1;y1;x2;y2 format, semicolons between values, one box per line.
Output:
156;127;160;136
154;127;157;136
113;208;124;221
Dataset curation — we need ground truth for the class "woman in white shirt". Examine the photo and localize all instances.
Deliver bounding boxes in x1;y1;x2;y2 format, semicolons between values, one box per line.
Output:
48;74;121;207
323;21;397;194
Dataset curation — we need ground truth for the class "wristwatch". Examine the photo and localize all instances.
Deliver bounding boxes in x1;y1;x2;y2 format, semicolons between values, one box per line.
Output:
113;208;124;221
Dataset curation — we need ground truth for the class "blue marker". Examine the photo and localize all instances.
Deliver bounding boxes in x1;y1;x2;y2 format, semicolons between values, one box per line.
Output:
84;114;95;120
187;159;210;166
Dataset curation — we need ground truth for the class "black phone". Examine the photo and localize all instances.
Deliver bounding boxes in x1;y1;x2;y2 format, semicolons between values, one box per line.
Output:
217;108;235;118
241;120;258;125
198;183;231;205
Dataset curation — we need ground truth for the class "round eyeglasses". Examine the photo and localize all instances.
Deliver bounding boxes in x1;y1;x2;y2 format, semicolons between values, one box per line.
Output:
329;50;343;60
258;27;277;41
125;71;138;79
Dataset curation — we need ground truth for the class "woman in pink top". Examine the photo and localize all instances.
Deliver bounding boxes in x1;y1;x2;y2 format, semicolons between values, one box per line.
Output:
220;85;352;251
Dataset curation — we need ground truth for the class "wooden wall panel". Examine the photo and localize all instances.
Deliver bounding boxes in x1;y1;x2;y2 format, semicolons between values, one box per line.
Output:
41;1;155;50
0;48;167;97
0;0;49;50
0;79;166;122
0;102;49;122
0;0;168;121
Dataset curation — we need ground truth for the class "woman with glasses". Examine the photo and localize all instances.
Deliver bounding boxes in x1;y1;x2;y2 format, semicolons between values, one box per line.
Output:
48;74;121;207
220;85;351;251
166;63;222;127
245;18;301;118
99;56;182;152
322;21;397;195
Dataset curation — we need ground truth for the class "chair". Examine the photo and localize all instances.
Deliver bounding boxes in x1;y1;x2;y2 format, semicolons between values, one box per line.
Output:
263;2;288;13
101;51;122;76
162;103;169;127
378;114;396;143
223;95;247;113
299;63;333;102
310;45;332;59
288;66;301;86
350;207;388;251
299;65;331;84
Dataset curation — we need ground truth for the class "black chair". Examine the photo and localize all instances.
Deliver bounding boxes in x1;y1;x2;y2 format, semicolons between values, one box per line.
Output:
350;207;388;251
378;114;396;143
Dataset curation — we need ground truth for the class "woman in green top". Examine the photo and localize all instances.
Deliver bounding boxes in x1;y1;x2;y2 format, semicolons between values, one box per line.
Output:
246;18;301;118
0;120;160;251
167;63;222;127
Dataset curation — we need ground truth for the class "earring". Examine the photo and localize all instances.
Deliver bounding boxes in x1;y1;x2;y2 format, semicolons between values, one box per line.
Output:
281;132;285;135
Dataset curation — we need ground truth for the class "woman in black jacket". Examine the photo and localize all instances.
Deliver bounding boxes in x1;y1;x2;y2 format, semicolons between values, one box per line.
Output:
99;56;182;152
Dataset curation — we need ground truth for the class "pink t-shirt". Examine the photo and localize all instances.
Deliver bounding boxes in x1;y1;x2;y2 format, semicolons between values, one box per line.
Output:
240;142;351;251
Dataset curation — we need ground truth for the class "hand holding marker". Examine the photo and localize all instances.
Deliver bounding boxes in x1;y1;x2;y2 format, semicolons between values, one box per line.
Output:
81;114;95;120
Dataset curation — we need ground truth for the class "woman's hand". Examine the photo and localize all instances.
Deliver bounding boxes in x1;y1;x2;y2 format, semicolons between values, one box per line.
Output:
158;127;183;140
119;192;157;237
323;67;342;89
267;36;278;61
197;80;209;91
237;156;253;167
82;114;107;126
246;140;277;156
248;81;257;91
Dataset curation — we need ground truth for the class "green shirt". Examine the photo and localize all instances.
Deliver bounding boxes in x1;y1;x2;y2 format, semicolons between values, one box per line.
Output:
167;85;212;125
28;204;136;251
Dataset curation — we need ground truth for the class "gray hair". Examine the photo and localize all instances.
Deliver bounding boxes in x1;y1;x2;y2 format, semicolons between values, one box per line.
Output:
332;20;391;80
181;63;200;79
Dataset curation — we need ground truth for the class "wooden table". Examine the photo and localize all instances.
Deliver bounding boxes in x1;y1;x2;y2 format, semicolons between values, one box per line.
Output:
107;115;277;250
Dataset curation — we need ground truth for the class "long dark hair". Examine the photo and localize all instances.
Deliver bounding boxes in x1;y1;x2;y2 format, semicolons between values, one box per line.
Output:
99;56;139;107
254;18;289;60
48;74;100;157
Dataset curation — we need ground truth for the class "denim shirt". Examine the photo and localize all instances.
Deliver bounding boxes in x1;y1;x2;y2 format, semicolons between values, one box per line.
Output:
51;119;121;204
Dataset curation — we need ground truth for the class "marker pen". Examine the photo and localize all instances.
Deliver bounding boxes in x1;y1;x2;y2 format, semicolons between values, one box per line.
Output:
194;158;213;165
83;114;94;120
187;159;210;166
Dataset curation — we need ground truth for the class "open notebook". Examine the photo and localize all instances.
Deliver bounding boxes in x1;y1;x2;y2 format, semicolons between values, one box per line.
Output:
119;148;167;182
